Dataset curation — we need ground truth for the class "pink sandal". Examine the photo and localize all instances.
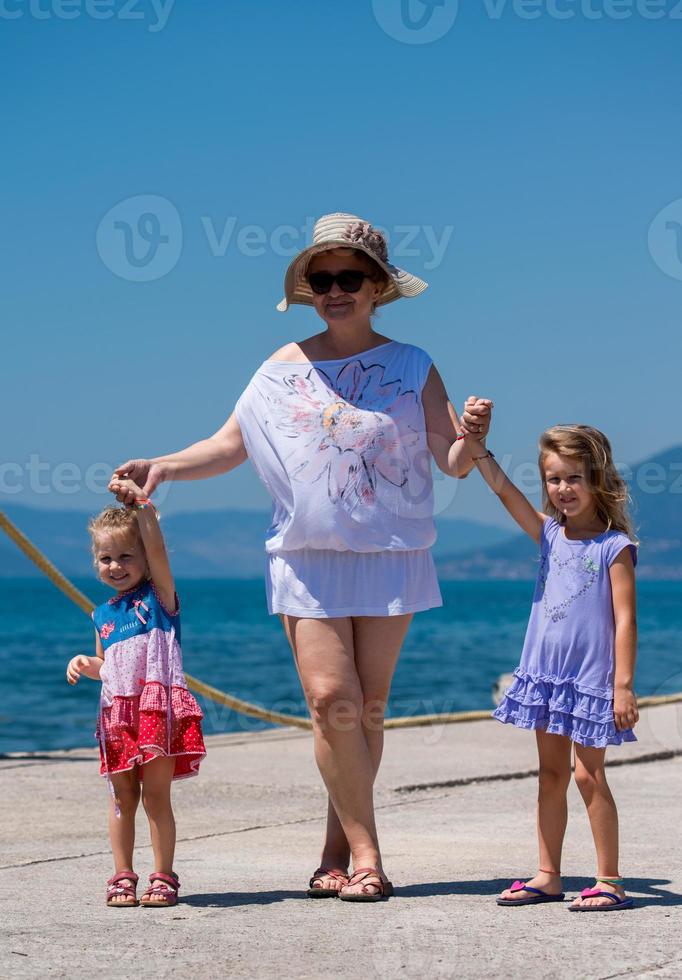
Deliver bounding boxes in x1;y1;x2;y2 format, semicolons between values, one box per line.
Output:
339;867;394;903
140;871;180;908
106;871;139;908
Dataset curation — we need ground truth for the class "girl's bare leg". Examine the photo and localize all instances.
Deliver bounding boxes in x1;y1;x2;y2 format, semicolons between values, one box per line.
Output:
499;730;572;901
570;744;626;908
108;769;141;904
140;755;177;903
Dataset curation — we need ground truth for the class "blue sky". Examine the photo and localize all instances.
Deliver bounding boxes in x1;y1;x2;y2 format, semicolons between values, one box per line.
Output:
2;0;681;529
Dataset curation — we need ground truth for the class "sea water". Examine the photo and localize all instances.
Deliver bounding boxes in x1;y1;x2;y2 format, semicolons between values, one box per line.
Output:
1;579;680;753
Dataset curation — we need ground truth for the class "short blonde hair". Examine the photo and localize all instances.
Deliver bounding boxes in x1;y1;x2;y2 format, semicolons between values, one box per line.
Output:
88;506;143;560
539;425;637;542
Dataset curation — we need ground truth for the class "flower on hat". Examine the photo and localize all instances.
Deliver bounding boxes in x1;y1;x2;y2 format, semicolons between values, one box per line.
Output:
343;221;389;264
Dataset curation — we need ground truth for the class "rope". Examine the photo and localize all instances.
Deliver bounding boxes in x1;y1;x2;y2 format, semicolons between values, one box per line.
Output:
2;508;681;731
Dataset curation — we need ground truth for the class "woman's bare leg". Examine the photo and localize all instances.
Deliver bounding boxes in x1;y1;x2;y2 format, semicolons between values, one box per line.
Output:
319;614;412;891
499;730;572;900
280;614;411;891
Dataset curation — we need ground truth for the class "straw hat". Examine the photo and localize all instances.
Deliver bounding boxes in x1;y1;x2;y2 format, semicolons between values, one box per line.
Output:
276;212;429;312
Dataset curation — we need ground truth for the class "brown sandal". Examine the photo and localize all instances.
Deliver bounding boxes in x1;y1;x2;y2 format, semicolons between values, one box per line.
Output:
338;867;394;903
140;872;180;908
307;867;349;898
106;871;139;908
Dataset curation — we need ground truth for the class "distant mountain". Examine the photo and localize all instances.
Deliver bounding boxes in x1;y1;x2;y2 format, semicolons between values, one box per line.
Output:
0;505;512;579
437;446;682;580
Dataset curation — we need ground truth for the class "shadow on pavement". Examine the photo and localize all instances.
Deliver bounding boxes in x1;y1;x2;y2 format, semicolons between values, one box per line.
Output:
183;889;304;907
397;877;681;906
183;878;680;908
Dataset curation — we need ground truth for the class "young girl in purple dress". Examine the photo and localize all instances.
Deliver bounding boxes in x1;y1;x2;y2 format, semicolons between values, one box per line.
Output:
462;413;638;911
66;477;206;909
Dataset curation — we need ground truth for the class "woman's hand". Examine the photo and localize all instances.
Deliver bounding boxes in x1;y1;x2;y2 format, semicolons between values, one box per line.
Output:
614;685;639;731
66;655;95;685
111;459;167;504
108;475;146;506
461;396;493;441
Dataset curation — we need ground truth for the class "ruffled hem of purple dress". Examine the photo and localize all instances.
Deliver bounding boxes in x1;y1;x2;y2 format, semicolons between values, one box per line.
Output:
492;670;637;748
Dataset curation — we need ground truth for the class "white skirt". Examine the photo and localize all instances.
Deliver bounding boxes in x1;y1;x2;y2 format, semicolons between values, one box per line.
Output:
265;548;443;618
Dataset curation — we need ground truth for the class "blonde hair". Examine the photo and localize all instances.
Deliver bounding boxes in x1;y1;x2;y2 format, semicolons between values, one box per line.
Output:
539;424;637;542
87;506;143;561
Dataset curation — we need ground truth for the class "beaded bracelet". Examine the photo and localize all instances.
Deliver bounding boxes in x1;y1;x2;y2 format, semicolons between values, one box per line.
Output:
134;497;156;511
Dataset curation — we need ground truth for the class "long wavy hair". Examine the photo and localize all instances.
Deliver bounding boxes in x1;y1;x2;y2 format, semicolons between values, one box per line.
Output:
538;424;637;542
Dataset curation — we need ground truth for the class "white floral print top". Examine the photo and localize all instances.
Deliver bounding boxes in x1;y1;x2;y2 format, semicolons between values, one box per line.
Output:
235;341;437;553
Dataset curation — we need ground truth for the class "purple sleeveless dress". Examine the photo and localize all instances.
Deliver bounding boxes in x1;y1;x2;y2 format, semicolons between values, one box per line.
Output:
493;518;638;747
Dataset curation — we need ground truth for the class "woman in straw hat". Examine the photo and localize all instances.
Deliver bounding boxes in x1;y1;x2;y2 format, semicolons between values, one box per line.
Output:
112;213;492;901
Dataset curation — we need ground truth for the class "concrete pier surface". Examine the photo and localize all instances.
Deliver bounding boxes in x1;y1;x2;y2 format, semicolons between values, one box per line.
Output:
1;704;681;980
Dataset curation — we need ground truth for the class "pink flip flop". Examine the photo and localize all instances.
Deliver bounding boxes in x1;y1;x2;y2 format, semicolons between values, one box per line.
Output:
497;880;565;906
569;887;634;911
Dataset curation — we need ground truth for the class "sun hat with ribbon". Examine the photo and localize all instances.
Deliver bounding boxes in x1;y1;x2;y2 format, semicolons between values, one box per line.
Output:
276;212;429;312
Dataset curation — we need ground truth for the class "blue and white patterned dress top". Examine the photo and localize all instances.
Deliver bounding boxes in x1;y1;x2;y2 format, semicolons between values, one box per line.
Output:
494;518;638;747
92;580;205;780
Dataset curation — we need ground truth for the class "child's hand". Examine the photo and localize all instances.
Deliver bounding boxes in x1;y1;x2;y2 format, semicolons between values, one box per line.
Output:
614;686;639;731
66;655;91;685
461;396;493;441
108;475;145;506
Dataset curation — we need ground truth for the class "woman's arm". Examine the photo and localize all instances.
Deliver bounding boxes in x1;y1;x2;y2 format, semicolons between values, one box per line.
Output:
609;548;639;731
107;477;177;613
421;366;492;479
113;411;248;502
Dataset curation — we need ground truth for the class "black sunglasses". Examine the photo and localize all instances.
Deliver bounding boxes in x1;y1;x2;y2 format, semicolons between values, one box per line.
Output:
307;269;373;295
